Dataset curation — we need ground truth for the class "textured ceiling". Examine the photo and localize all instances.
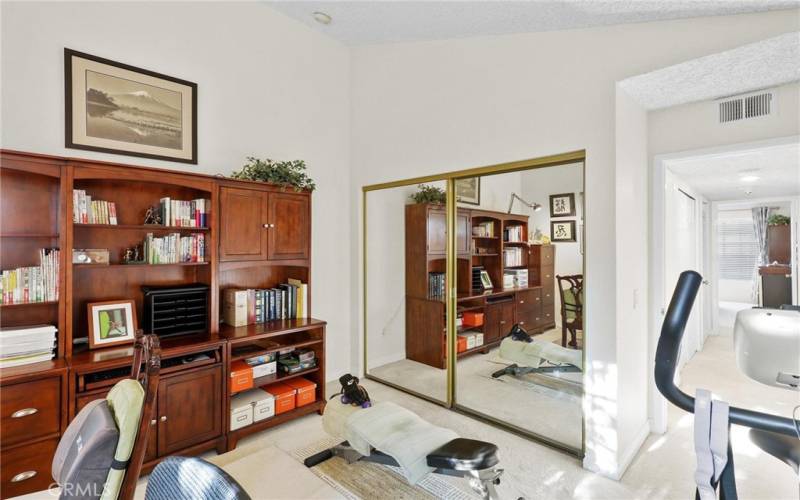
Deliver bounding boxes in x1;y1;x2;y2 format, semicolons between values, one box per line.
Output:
619;32;800;109
667;142;800;201
265;1;799;46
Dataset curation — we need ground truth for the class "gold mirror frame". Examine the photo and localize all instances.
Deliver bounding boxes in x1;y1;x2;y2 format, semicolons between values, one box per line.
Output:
362;149;587;456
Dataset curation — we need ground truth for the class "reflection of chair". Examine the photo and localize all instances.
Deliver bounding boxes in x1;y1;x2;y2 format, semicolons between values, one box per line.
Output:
556;275;583;348
51;331;160;500
144;457;251;500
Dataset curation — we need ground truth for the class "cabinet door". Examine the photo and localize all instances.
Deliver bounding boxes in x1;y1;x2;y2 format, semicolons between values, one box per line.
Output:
267;192;310;261
484;304;500;343
157;366;222;456
457;211;470;255
428;209;468;255
427;210;446;254
219;187;268;261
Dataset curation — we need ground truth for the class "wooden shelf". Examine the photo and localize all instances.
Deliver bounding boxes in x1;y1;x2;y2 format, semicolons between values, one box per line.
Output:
457;342;493;358
503;241;528;245
0;233;59;238
233;366;320;395
220;318;327;343
0;300;58;308
472;236;498;239
473;253;499;257
74;223;209;232
230;339;323;362
229;400;324;439
74;262;209;269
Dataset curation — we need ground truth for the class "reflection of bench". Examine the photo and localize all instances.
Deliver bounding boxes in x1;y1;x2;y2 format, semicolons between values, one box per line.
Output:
491;336;582;379
307;398;504;500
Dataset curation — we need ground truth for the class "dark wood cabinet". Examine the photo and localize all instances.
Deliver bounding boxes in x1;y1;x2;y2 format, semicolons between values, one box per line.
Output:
484;299;514;343
220;186;310;262
425;207;470;255
157;366;222;455
267;192;310;260
220;186;269;261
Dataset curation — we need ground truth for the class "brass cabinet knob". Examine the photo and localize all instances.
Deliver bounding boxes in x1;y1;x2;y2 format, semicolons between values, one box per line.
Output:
160;415;167;422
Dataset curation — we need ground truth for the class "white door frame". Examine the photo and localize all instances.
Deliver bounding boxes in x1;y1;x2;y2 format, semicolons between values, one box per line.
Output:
648;135;800;434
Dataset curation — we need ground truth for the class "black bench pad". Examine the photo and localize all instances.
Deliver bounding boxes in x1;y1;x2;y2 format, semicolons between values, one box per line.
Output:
427;438;499;471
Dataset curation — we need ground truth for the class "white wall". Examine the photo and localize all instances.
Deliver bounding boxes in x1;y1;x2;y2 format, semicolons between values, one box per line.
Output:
350;10;800;478
462;171;522;213
520;162;584;326
0;1;354;379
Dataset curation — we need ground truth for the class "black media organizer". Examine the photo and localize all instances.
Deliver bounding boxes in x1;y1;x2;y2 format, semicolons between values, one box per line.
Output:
141;284;209;338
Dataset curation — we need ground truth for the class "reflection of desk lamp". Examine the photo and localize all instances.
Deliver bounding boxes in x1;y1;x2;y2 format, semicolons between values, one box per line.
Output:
507;193;542;214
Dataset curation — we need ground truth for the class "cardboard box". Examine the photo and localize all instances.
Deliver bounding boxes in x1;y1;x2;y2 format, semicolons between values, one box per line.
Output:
252;390;275;422
223;289;249;327
474;332;484;347
230;360;253;393
457;336;467;353
230;391;254;431
251;361;277;379
458;332;476;350
264;382;296;415
285;377;317;407
462;312;484;327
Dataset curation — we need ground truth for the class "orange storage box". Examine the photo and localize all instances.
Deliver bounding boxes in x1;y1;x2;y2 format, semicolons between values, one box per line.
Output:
462;312;484;327
230;360;254;393
457;336;467;353
285;377;317;407
264;382;296;415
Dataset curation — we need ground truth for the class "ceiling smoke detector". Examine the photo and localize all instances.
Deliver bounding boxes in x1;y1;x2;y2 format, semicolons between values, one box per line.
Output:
312;11;332;25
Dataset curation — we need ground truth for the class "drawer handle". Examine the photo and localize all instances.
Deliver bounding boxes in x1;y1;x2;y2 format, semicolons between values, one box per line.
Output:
499;321;506;325
11;471;37;482
519;300;524;304
11;408;38;418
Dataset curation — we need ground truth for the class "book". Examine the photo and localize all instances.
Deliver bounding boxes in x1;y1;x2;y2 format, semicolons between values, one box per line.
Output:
0;324;56;368
287;279;307;318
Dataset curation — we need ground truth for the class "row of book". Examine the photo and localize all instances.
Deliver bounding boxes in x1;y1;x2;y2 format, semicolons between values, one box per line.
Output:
143;233;206;264
428;272;445;300
0;249;60;304
0;324;56;368
73;190;118;225
160;197;210;228
504;225;524;243
472;221;496;238
503;247;525;267
222;279;308;327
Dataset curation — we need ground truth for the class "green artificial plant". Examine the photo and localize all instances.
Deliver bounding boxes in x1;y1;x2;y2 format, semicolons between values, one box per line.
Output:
230;157;316;191
410;184;446;204
767;214;790;226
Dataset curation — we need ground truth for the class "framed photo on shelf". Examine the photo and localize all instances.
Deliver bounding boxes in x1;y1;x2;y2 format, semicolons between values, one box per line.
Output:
551;220;577;242
549;193;576;217
88;299;138;349
456;177;481;205
65;48;197;164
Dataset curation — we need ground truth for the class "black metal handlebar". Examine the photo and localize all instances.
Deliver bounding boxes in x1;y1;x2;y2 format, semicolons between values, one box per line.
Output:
654;270;797;437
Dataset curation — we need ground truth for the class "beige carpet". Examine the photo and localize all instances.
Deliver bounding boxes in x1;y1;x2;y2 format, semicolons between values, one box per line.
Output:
369;328;584;449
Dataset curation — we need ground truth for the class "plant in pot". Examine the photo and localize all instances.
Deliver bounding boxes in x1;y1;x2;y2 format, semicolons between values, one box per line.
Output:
767;214;790;226
410;184;446;204
230;157;316;191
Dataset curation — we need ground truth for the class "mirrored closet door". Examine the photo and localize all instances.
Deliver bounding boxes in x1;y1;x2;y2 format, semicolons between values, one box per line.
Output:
453;162;585;452
362;153;586;454
364;181;450;404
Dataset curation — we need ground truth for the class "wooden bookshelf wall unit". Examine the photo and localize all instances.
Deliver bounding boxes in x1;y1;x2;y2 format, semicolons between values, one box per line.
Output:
405;203;556;369
0;150;323;498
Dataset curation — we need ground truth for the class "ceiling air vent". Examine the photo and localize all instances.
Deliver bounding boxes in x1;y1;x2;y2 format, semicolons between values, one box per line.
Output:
718;90;774;124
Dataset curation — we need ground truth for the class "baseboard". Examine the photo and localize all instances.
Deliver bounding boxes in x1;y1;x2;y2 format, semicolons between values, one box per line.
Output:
613;420;651;480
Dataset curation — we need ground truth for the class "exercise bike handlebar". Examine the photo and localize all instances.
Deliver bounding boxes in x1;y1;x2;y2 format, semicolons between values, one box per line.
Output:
654;270;797;437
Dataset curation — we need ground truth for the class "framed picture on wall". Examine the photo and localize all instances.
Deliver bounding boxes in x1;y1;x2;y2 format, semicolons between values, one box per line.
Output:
456;177;480;205
549;193;576;217
87;299;138;349
551;220;577;242
65;48;197;164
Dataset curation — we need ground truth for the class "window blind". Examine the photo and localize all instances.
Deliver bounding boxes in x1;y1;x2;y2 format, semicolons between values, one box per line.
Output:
718;210;758;281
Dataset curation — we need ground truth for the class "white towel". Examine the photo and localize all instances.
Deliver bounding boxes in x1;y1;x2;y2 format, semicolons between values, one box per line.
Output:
323;400;458;485
499;337;583;369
